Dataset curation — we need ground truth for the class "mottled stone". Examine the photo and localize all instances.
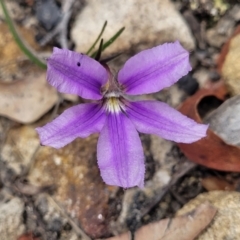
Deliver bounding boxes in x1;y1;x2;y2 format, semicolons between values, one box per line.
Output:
206;28;228;48
71;0;195;57
222;34;240;95
0;197;25;240
0;72;58;123
1;125;40;175
28;132;119;239
0;23;42;82
176;191;240;240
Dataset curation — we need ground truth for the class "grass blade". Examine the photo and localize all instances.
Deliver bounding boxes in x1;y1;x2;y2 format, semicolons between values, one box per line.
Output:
86;21;107;55
91;27;125;58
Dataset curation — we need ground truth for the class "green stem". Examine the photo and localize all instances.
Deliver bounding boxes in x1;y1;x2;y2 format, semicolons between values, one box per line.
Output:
0;0;47;69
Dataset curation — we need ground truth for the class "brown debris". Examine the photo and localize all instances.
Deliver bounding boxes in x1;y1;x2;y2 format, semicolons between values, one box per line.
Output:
104;202;217;240
178;81;240;172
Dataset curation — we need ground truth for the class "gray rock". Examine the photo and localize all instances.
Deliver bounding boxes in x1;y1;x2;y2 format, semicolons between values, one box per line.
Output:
206;28;229;48
71;0;195;57
205;95;240;147
229;4;240;22
1;126;40;176
206;5;240;48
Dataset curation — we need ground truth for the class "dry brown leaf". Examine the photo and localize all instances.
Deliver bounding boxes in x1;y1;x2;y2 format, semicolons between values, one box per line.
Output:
104;202;217;240
177;81;240;172
178;25;240;171
0;69;58;123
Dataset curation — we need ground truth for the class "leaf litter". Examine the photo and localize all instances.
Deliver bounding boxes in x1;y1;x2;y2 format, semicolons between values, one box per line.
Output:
104;203;217;240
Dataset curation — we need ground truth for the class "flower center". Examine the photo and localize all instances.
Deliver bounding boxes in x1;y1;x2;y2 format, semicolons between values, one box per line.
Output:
101;67;126;113
105;96;125;113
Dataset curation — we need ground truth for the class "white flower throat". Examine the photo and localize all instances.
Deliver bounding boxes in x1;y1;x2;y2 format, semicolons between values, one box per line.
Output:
102;71;126;114
104;94;125;113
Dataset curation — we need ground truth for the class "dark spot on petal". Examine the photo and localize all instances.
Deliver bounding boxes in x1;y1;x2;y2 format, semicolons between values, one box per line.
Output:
77;62;81;67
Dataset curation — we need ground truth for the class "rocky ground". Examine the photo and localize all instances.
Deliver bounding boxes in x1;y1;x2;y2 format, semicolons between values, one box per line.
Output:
0;0;240;240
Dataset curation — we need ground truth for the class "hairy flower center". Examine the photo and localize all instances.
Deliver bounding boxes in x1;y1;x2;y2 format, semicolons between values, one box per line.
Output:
105;96;125;113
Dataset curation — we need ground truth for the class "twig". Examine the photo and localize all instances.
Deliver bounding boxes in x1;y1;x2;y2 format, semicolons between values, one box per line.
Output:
140;160;197;218
48;195;92;240
170;188;187;205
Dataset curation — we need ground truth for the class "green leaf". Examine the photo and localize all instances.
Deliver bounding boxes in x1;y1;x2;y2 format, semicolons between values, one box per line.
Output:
90;27;125;58
94;39;104;61
0;0;47;69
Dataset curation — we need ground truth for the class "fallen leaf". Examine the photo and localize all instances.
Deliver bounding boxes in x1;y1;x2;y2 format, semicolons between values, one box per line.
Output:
0;68;58;123
201;176;235;191
178;25;240;171
177;81;240;172
104;202;217;240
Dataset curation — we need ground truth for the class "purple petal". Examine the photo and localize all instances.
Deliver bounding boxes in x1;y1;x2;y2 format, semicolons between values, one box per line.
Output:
97;112;145;188
126;101;208;143
47;48;108;100
118;41;192;95
36;103;106;148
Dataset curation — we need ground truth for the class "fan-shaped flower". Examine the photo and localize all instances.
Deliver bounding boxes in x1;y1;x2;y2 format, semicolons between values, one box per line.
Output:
36;41;208;188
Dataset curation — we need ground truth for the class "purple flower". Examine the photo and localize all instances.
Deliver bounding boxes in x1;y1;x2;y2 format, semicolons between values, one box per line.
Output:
36;41;208;188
